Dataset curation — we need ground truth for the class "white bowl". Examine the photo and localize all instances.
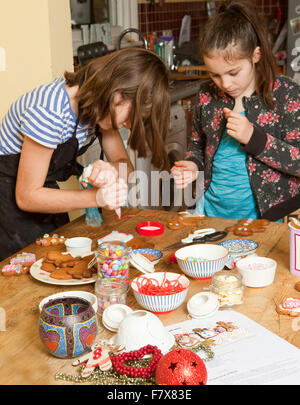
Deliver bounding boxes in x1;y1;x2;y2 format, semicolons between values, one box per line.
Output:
175;244;229;279
236;256;277;287
39;291;97;313
131;272;190;313
113;310;175;353
187;292;219;318
65;237;92;255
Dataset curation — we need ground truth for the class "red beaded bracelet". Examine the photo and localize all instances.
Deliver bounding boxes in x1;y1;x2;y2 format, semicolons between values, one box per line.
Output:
110;344;162;379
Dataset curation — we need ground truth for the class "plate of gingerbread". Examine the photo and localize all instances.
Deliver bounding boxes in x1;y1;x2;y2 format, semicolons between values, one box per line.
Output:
30;250;98;286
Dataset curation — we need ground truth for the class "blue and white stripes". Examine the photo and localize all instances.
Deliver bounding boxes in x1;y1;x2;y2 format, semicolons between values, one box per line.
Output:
131;272;190;313
175;244;229;279
0;77;89;155
133;288;188;313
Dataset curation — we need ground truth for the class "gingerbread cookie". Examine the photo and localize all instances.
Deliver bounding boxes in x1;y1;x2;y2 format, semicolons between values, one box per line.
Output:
36;233;66;247
276;297;300;317
41;251;96;280
295;282;300;293
2;264;29;276
1;251;36;276
67;261;90;279
226;218;270;236
50;268;73;280
41;261;56;273
167;211;205;230
10;252;36;266
45;251;74;267
141;253;158;262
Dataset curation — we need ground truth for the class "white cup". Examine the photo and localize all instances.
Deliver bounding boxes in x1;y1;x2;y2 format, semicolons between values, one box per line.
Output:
65;237;92;255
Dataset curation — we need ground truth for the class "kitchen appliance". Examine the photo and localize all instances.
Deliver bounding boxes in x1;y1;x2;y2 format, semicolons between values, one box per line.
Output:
287;0;300;81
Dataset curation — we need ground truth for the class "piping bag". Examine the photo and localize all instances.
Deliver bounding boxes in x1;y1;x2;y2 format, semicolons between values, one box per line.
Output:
78;164;121;226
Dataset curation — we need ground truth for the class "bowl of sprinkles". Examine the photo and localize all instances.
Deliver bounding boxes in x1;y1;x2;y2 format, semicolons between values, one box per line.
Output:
175;244;229;280
130;272;190;313
219;239;258;262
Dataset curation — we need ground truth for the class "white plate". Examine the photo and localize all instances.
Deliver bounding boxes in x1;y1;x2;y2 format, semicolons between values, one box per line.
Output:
102;304;133;331
102;318;118;333
30;255;97;286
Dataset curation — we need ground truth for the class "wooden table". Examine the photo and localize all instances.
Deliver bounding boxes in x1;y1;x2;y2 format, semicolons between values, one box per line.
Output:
0;208;299;385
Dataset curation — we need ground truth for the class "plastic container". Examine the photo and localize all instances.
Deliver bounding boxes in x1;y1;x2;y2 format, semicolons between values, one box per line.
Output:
65;237;92;255
210;271;243;308
288;221;300;277
187;292;219;319
96;240;131;281
94;278;128;316
236;256;277;287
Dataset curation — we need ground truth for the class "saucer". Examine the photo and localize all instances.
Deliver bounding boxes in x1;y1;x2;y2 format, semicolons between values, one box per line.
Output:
187;291;219;318
188;302;219;319
102;304;133;332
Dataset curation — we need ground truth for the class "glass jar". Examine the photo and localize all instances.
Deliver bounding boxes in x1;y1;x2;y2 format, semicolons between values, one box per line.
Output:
210;271;243;308
96;241;131;281
95;278;128;316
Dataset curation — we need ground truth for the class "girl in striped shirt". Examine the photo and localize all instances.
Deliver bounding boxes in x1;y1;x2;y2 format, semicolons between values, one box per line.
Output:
0;48;170;259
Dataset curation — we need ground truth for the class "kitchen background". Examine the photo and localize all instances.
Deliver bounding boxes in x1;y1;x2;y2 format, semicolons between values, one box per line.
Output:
70;0;299;217
0;0;298;218
137;0;287;42
71;0;295;78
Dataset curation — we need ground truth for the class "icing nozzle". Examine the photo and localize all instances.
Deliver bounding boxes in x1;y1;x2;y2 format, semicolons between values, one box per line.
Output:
115;208;121;219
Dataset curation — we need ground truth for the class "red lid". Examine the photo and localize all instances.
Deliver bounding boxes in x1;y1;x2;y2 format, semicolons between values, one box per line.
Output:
137;221;164;236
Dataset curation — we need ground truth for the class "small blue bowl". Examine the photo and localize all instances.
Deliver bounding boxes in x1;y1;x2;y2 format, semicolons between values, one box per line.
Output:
219;239;258;260
132;248;162;264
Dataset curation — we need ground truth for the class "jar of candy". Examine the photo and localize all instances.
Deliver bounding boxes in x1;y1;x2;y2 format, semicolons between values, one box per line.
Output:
210;271;243;308
96;241;131;281
95;278;128;315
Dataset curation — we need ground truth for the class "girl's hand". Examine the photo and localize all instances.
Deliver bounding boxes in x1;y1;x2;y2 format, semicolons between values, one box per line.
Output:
95;177;128;210
224;108;254;144
170;160;199;189
87;160;118;188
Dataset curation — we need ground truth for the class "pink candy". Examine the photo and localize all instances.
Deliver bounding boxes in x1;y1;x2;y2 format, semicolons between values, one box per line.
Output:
243;263;270;270
2;264;25;275
10;252;36;265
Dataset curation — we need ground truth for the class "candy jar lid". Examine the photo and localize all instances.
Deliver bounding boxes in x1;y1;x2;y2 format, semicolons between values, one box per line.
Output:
97;240;131;258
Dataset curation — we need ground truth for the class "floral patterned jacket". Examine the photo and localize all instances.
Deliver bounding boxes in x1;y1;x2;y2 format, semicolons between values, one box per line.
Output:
186;75;300;220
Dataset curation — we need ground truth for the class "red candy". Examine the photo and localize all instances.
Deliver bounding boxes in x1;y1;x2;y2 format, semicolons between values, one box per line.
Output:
133;272;186;296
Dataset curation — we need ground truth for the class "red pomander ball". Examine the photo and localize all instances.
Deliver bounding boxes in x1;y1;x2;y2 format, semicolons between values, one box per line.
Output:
155;348;207;385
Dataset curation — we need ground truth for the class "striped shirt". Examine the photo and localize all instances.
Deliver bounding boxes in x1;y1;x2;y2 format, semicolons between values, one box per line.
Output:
0;77;90;156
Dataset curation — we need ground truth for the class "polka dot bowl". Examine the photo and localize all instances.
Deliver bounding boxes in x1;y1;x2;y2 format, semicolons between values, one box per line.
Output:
132;248;162;265
175;244;230;280
219;239;258;262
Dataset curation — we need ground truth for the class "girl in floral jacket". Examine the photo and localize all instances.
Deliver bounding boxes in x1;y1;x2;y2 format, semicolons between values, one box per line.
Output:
172;0;300;221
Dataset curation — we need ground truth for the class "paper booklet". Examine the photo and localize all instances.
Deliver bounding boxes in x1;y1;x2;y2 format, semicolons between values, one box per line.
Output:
167;310;300;385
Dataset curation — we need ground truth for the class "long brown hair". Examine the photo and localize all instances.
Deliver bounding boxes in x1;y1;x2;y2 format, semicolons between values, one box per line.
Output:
64;47;170;170
200;0;277;109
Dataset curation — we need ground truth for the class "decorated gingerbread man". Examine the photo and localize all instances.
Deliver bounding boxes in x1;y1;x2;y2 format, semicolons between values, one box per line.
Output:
35;233;66;247
226;218;270;236
72;339;124;377
167;211;205;230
